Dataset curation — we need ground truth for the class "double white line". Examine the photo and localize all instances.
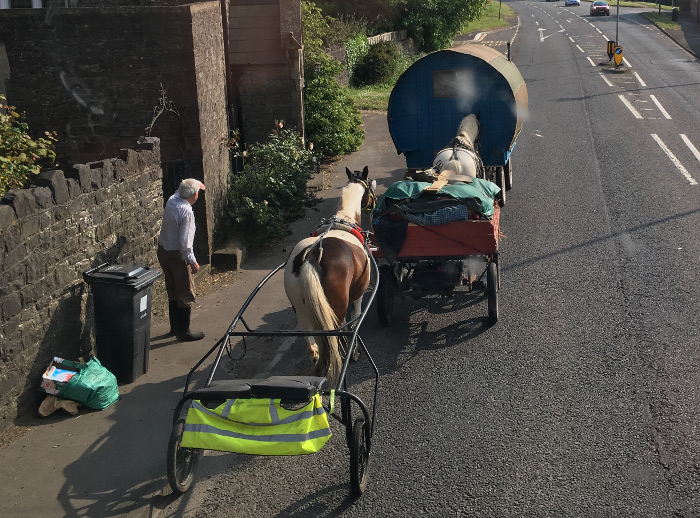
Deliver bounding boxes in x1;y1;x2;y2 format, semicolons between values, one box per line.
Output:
651;134;699;186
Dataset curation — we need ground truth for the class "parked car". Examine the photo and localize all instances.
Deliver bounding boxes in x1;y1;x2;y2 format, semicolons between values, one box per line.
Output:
565;0;580;5
590;0;610;15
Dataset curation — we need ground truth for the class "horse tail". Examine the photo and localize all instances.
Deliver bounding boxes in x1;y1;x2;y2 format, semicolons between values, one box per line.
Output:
299;251;342;383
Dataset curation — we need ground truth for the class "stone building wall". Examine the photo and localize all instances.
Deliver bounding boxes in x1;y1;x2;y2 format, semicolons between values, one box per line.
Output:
0;139;165;434
229;0;303;144
0;2;230;264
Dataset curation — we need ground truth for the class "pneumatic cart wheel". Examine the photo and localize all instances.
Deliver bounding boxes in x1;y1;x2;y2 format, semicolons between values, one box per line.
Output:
496;167;506;207
486;261;499;324
377;264;395;327
504;158;513;191
167;411;202;494
350;418;370;496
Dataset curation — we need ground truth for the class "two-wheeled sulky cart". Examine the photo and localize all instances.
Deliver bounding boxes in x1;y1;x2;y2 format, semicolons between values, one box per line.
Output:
166;249;380;498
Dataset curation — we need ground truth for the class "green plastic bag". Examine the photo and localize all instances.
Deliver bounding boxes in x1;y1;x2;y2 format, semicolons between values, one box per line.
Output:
57;357;120;410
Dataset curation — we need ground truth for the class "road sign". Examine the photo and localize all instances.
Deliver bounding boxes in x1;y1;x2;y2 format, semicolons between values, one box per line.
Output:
613;45;623;66
607;41;616;60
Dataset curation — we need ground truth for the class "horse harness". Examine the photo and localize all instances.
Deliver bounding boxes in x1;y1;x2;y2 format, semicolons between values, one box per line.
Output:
307;178;376;263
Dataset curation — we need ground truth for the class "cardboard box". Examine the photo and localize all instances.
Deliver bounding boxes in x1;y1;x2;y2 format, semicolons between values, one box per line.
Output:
41;357;79;395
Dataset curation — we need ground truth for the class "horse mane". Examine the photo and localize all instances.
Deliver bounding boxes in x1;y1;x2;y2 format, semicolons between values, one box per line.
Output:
336;182;364;224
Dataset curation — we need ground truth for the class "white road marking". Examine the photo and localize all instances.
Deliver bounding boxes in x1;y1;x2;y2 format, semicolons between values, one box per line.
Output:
651;134;698;185
623;57;631;68
473;32;486;41
262;334;299;372
587;56;596;66
633;72;646;86
650;95;672;119
681;134;700;163
599;73;614;86
619;95;644;119
577;45;585;52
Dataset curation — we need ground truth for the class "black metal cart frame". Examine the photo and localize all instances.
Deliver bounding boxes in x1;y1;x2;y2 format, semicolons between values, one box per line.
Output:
167;244;381;498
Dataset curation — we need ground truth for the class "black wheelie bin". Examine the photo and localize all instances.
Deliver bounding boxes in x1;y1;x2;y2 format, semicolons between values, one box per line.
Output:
83;263;162;384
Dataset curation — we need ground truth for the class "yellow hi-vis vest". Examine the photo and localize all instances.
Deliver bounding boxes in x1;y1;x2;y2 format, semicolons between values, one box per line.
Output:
181;393;332;455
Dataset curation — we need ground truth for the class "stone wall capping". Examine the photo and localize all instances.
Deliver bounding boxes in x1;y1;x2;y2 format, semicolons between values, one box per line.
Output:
0;140;165;432
33;170;70;205
0;204;18;230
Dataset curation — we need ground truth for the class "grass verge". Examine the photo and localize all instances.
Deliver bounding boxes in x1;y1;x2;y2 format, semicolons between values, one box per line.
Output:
348;2;517;111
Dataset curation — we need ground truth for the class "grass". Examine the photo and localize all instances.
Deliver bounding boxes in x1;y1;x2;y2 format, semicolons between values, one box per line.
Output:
348;2;518;111
642;11;680;29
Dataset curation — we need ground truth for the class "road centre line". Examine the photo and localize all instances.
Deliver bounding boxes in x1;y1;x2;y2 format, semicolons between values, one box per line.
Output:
651;134;698;185
623;57;632;68
681;134;700;163
650;95;672;119
619;95;644;119
599;73;614;86
570;36;575;42
587;56;596;66
577;45;585;52
633;72;646;86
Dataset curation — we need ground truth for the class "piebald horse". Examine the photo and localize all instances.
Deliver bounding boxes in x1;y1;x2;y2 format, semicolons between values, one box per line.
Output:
283;167;376;384
431;113;485;180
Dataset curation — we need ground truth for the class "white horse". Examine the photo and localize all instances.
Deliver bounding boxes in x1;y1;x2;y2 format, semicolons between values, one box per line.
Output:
431;113;484;180
283;167;376;383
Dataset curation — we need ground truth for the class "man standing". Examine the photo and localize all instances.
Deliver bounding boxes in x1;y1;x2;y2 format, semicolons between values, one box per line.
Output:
157;178;206;341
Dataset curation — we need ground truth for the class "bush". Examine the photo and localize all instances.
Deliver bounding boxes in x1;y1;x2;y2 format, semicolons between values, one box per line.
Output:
221;124;318;250
345;33;370;80
302;2;365;156
352;40;402;87
0;95;57;197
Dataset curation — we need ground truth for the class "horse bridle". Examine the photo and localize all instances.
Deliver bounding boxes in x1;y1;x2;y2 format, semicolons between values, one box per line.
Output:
353;178;377;213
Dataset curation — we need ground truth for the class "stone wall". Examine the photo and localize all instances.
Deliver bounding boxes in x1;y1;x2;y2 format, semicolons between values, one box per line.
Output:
229;0;304;144
0;139;165;434
0;2;230;264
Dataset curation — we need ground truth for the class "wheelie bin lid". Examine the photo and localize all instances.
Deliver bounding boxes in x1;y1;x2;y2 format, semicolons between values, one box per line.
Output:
82;263;162;290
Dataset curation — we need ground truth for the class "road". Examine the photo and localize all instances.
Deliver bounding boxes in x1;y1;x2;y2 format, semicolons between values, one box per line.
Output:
161;2;700;516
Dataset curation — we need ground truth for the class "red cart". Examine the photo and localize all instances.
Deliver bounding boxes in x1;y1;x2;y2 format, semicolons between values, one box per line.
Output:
371;204;500;325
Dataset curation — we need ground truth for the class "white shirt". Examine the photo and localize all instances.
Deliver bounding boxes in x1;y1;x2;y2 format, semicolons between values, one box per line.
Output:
158;192;197;265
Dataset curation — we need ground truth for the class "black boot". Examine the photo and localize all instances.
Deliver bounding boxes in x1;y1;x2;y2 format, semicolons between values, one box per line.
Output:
176;306;205;342
168;301;178;336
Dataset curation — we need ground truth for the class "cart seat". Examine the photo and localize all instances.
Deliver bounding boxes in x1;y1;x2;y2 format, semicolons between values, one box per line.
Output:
187;376;328;403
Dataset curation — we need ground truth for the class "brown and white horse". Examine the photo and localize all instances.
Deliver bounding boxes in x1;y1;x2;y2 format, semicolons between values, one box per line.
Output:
283;166;376;383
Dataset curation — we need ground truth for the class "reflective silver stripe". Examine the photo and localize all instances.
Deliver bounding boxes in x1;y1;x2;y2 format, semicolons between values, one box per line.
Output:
269;399;279;423
221;399;236;419
190;399;326;427
183;423;332;443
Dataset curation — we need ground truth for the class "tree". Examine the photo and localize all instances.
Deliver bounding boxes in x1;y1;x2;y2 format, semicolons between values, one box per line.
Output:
302;2;364;156
398;0;488;51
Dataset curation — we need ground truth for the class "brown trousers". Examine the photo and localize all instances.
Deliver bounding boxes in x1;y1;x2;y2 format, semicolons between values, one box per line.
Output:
157;245;196;308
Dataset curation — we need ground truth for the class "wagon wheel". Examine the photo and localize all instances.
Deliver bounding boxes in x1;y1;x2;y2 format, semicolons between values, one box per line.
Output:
496;167;506;207
349;417;371;496
377;264;395;327
486;261;499;324
504;157;513;191
166;408;202;494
